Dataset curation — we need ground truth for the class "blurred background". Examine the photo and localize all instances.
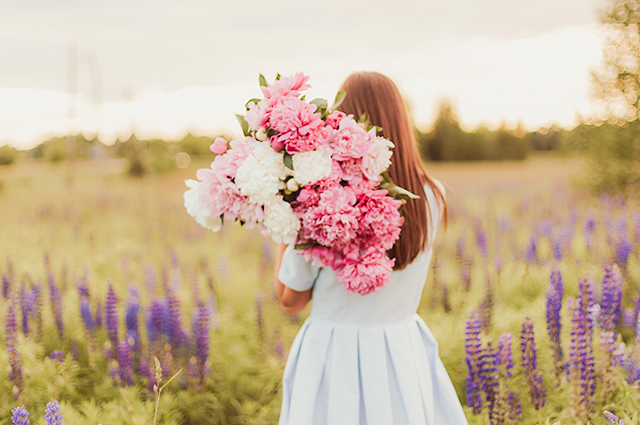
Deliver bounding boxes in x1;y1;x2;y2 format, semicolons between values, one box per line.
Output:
2;1;640;424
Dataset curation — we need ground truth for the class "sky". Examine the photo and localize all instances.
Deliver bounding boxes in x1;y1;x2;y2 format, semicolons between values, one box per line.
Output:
0;0;604;149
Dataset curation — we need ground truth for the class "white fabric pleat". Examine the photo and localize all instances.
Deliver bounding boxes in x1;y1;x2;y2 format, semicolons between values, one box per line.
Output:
285;324;334;425
280;316;468;425
326;327;360;425
384;323;428;425
358;327;393;425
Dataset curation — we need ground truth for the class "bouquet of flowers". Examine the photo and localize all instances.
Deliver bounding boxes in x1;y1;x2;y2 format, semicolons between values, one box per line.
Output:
184;73;418;295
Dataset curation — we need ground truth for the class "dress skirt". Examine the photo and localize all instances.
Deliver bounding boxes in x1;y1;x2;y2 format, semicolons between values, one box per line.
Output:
279;314;468;425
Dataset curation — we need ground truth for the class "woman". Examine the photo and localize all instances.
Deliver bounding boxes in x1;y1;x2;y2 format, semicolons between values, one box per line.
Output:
273;72;468;425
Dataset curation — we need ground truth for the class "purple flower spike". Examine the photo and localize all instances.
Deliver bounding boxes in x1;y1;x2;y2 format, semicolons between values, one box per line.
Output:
520;316;546;410
48;273;64;339
80;296;95;332
125;287;140;352
600;264;623;332
167;289;183;351
194;300;210;378
43;400;63;425
496;333;514;377
117;340;133;386
19;284;29;335
525;236;538;263
105;283;118;352
464;308;483;414
474;220;488;258
2;275;11;299
546;267;564;383
614;217;633;269
50;350;64;363
6;301;23;390
10;405;30;425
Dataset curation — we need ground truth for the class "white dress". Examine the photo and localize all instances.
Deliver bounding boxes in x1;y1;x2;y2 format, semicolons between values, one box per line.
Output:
277;181;469;425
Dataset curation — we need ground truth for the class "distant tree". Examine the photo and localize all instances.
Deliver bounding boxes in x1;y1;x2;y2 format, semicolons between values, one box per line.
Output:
0;145;18;166
589;0;640;195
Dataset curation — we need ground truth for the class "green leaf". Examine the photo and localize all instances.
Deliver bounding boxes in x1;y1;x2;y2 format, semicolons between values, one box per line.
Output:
283;153;294;170
235;114;250;137
310;98;328;112
259;74;268;87
276;73;281;81
357;113;369;125
331;90;346;110
294;243;316;250
244;98;261;110
379;171;420;200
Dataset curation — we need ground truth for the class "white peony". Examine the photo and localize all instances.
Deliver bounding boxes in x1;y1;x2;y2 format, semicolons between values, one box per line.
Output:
291;146;333;186
235;141;292;205
362;136;394;181
184;179;222;231
263;196;300;243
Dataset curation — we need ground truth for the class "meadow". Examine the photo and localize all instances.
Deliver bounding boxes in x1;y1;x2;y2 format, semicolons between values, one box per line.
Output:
0;153;639;425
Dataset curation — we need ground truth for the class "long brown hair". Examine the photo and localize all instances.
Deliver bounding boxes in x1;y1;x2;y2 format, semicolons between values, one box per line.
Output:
339;72;448;270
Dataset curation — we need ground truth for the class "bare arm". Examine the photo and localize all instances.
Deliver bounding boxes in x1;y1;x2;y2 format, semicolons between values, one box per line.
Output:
274;243;313;314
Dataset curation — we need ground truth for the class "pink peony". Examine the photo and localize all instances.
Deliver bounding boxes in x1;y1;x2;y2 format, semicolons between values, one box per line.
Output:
277;125;330;154
356;189;404;250
245;96;280;130
261;72;311;98
211;138;253;177
325;110;347;130
335;247;395;295
210;137;228;155
292;187;320;217
301;245;337;268
268;96;325;153
301;186;359;250
309;160;342;193
330;117;373;160
196;168;247;220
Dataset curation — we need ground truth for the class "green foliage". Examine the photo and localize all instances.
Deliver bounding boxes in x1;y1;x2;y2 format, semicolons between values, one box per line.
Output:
178;133;214;157
419;101;527;161
0;145;18;166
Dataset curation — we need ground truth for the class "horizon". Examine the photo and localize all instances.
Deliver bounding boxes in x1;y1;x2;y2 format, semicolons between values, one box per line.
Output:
0;0;602;149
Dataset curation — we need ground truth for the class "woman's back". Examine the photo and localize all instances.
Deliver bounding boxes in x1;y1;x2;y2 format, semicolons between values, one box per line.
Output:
278;181;468;425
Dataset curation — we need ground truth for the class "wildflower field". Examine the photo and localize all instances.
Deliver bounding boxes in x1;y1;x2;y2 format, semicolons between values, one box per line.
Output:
0;154;639;425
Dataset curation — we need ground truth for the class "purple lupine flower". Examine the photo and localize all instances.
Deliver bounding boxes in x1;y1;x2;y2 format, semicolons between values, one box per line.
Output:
479;276;493;332
105;283;119;351
584;213;596;250
479;340;499;419
625;353;640;384
48;272;64;339
525;236;538;263
94;300;102;328
31;282;43;340
19;283;29;335
147;298;166;349
568;279;597;420
604;410;623;425
465;308;483;414
520;316;546;410
3;275;11;299
474;220;488;258
139;356;151;388
166;288;183;351
80;296;95;332
507;391;521;421
125;287;140;353
75;270;90;298
496;333;514;377
461;257;472;292
546;267;564;383
50;350;64;363
117;340;133;386
187;356;198;388
613;338;626;367
256;295;264;342
614;216;633;269
600;264;623;332
44;400;63;425
11;406;30;425
623;308;636;329
456;236;465;265
194;300;210;378
6;301;23;391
